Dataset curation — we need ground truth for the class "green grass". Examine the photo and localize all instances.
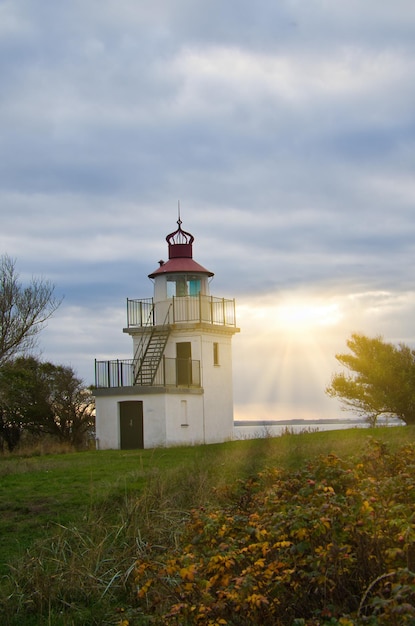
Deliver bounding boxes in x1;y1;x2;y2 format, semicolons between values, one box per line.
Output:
1;426;415;625
1;427;413;572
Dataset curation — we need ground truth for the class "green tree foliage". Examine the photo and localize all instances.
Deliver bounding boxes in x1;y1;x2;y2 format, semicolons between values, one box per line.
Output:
326;333;415;425
0;357;95;451
0;254;60;365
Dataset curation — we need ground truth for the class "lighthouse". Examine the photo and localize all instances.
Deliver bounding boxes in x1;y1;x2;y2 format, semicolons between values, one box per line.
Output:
94;218;240;449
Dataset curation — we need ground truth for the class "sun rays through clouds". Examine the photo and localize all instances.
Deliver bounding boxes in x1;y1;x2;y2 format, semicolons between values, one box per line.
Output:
233;287;415;422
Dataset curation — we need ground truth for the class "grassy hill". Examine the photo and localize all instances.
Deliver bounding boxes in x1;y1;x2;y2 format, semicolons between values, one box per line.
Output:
1;426;415;625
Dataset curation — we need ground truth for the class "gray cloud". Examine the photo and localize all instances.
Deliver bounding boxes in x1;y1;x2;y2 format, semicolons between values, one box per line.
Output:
1;0;414;420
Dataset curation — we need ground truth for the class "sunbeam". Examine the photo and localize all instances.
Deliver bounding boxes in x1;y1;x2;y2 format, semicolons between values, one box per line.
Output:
234;291;347;421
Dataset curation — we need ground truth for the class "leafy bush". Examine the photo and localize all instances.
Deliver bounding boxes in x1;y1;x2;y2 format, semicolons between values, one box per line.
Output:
134;439;415;625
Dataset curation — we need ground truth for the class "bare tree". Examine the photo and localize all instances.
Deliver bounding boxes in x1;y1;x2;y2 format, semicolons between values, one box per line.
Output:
0;255;61;365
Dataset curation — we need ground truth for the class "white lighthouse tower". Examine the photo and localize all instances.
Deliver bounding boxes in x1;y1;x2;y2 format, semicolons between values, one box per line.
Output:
94;218;240;449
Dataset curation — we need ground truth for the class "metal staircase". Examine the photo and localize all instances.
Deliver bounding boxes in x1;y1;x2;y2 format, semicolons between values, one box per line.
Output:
133;305;171;386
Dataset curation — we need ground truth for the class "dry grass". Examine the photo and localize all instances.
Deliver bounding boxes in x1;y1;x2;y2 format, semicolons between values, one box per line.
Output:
1;426;415;625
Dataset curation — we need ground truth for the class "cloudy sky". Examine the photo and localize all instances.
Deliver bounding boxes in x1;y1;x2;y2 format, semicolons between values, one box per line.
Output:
1;0;414;422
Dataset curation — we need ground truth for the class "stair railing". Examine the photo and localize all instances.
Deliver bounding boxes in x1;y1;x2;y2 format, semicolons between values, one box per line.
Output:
133;303;172;385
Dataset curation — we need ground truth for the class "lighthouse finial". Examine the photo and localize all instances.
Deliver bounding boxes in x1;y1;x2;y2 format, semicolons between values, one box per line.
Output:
177;200;182;226
166;204;194;245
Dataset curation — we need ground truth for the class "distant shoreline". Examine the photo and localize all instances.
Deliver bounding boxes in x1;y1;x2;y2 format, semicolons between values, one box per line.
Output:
234;418;400;427
234;418;363;427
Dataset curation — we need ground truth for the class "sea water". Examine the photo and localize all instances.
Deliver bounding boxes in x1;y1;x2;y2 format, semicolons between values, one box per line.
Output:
233;418;400;440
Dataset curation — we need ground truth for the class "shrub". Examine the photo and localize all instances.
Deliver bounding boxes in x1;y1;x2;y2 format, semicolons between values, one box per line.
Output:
134;439;415;625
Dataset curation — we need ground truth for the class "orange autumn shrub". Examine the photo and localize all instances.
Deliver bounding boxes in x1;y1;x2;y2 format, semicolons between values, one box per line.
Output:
134;439;415;625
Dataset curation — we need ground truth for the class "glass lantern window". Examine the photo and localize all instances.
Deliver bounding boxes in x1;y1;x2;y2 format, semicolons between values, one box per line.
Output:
167;275;201;297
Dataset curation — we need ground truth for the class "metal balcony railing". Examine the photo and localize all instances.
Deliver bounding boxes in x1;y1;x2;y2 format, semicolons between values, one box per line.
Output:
127;294;236;328
94;357;201;389
127;298;154;327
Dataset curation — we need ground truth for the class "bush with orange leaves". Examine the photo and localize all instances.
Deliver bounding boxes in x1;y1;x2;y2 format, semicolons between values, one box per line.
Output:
134;439;415;625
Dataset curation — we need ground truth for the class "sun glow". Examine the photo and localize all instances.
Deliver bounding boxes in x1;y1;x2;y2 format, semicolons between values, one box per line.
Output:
233;288;415;423
275;301;342;333
239;293;343;337
234;292;345;423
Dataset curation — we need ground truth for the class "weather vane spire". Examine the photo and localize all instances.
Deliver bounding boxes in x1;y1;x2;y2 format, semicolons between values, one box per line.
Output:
177;200;182;226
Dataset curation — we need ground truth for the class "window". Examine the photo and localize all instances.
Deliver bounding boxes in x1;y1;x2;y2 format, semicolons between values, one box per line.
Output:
189;279;200;296
167;278;176;298
181;400;188;427
167;274;201;297
213;342;219;366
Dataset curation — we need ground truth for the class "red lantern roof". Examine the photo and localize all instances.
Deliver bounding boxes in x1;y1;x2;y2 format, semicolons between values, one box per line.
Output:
148;219;214;278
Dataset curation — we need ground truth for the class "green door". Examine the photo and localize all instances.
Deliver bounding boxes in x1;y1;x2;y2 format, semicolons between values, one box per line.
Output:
119;401;143;449
176;342;192;386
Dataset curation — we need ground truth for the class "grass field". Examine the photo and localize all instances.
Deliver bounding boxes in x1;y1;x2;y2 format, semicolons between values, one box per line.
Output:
1;426;415;625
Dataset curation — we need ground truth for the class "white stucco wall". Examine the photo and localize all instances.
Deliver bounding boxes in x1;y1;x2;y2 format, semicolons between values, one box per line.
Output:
95;394;120;449
164;393;205;445
96;321;238;449
142;394;167;447
162;328;235;443
94;389;209;449
200;332;235;443
95;391;167;449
